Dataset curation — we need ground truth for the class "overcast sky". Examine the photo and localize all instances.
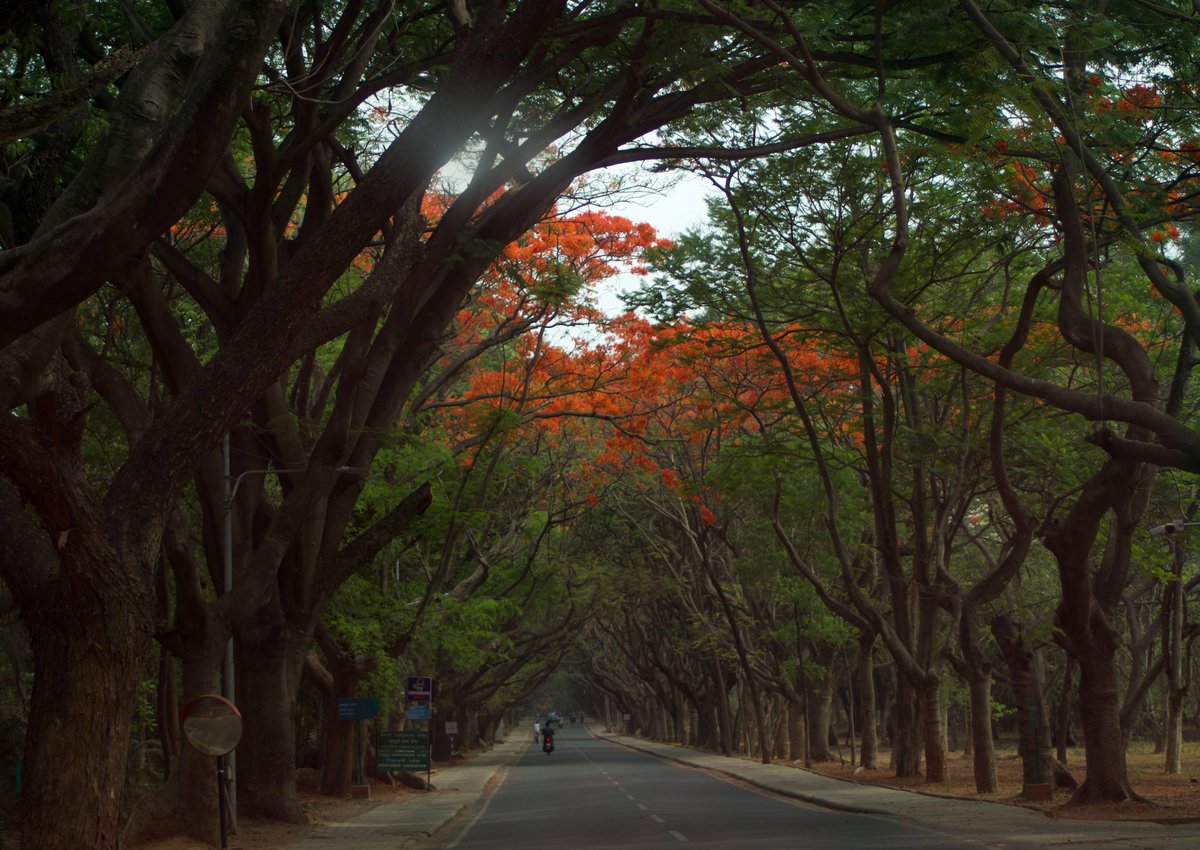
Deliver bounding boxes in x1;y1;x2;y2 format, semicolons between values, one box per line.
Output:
589;168;715;316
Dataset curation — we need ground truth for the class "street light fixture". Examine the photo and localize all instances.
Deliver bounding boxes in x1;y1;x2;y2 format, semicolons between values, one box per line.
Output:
1149;521;1200;536
219;435;369;824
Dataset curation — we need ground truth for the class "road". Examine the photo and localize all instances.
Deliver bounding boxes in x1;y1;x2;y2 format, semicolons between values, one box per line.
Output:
427;723;1018;849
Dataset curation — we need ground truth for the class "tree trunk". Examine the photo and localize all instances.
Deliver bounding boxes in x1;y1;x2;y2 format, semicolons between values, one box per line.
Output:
772;698;788;759
808;674;834;762
1164;542;1186;774
892;676;921;777
711;657;734;756
310;622;377;797
320;671;362;794
20;568;153;850
1071;637;1142;803
786;699;804;762
1164;688;1184;773
124;733;223;848
966;669;997;792
857;635;878;770
1057;657;1075;763
235;607;308;823
993;615;1070;792
124;627;227;846
920;679;947;783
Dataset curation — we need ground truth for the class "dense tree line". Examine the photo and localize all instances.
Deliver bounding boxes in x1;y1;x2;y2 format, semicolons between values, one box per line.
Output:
3;1;1200;848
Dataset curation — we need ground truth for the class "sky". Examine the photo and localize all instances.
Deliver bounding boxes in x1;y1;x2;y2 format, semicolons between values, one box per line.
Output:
609;169;714;237
588;168;716;316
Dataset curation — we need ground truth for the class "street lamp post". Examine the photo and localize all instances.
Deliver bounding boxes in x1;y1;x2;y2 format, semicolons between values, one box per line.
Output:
1149;521;1200;536
220;435;237;826
219;435;368;827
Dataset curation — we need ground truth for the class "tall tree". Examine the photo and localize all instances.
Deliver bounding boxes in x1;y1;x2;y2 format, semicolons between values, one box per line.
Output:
0;3;801;846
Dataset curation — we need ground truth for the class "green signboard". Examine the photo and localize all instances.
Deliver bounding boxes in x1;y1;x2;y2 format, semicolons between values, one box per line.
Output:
377;730;429;772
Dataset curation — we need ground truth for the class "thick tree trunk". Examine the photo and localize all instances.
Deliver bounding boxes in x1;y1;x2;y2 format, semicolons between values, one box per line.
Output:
1071;640;1143;803
892;676;921;777
124;634;227;846
123;734;223;847
318;690;357;796
1165;688;1184;774
787;699;804;762
20;571;153;850
920;679;947;783
773;699;789;759
993;615;1070;792
808;674;834;762
312;635;375;796
966;670;997;792
235;609;308;823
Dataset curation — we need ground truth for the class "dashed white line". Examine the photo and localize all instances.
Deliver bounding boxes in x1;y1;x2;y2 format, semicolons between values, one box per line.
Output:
669;829;688;842
650;815;665;824
625;793;636;801
636;803;648;811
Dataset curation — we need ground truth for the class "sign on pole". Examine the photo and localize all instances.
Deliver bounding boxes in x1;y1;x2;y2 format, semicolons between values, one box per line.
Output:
405;675;433;702
377;730;430;772
336;697;380;721
406;704;431;721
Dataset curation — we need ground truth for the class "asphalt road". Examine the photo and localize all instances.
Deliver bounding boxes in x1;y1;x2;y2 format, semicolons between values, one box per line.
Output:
428;723;1012;850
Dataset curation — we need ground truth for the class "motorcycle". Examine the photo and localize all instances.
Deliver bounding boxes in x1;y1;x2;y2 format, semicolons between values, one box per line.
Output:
542;732;555;754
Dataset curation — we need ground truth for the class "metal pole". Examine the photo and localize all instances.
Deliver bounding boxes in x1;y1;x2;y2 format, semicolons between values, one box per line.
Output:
217;755;229;850
221;435;238;826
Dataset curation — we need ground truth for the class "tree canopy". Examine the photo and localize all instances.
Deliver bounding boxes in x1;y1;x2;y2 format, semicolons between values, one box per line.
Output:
5;1;1200;846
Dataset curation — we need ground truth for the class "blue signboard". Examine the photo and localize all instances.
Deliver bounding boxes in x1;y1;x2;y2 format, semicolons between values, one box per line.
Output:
336;697;380;720
406;675;433;702
406;703;431;720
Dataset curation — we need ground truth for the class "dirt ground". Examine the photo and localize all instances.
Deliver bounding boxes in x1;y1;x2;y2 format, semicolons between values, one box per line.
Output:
115;740;1200;849
133;776;428;850
804;739;1200;823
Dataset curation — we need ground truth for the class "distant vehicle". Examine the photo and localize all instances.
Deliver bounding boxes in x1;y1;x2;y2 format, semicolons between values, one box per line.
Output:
542;730;555;754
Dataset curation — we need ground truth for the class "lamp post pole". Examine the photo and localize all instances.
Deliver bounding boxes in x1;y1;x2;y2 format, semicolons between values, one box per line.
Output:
219;445;368;825
221;434;238;826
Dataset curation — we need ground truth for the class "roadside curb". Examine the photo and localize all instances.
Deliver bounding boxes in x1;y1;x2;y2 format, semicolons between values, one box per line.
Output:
588;727;1200;836
397;738;529;847
588;728;888;817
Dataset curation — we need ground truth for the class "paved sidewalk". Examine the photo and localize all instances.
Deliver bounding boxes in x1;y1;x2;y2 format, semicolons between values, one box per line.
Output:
592;726;1200;849
287;736;526;850
281;726;1200;849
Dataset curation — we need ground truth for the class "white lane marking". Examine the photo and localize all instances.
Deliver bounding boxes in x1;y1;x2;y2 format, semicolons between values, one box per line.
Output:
625;793;636;801
669;830;688;842
443;759;514;848
636;803;648;811
650;815;665;824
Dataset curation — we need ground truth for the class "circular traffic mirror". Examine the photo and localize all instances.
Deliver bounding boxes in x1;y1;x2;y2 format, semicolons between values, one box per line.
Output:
180;694;243;757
